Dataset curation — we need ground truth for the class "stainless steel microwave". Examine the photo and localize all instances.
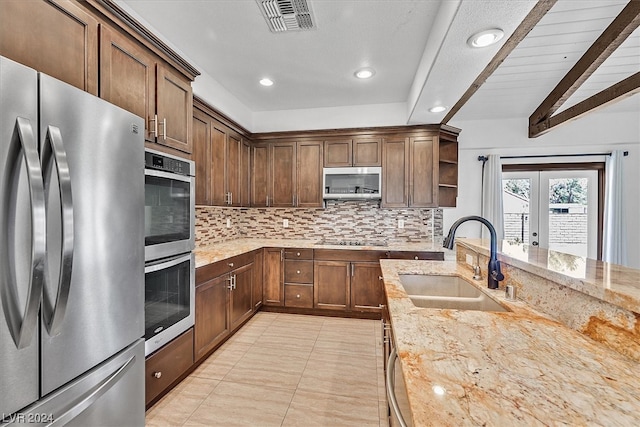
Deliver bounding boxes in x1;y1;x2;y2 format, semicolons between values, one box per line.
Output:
322;167;382;200
144;149;195;261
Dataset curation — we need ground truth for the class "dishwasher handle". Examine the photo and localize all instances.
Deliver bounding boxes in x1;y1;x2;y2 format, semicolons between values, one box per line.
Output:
386;347;409;427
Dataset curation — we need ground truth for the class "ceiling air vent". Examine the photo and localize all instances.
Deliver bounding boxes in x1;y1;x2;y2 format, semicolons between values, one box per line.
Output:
256;0;316;33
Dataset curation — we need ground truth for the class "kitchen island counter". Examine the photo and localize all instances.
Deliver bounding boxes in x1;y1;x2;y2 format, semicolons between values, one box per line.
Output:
380;259;640;426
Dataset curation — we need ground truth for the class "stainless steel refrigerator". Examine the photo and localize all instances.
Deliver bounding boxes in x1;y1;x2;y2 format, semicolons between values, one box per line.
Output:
1;56;145;426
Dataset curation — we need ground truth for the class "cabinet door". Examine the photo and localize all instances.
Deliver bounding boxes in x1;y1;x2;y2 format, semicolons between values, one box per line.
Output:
324;139;352;167
382;136;409;207
226;133;242;206
252;251;263;309
156;65;193;153
241;140;251;207
230;264;253;331
0;0;98;95
263;248;284;306
270;142;296;207
210;125;227;205
194;275;230;361
192;111;211;205
313;261;349;310
350;262;384;313
409;136;437;207
296;141;323;207
251;144;269;207
353;137;382;166
100;26;156;142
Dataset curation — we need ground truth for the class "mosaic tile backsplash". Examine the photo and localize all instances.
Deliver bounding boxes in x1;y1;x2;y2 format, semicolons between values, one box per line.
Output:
196;201;443;248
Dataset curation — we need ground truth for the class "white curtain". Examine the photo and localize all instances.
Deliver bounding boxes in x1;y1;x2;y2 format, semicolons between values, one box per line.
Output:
481;154;504;241
602;150;627;265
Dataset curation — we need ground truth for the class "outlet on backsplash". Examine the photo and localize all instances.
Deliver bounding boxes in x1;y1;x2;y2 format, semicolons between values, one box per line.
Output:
226;218;231;228
398;219;405;229
283;219;289;228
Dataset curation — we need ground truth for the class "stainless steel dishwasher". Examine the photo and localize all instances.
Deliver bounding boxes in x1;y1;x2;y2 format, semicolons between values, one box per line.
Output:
383;305;412;427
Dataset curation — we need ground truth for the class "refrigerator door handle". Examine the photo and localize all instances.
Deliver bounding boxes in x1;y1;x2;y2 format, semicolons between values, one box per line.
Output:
41;125;74;336
48;354;137;426
0;117;45;349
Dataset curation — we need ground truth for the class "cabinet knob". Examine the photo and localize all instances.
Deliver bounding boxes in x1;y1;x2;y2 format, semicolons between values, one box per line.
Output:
297;270;301;274
228;262;234;267
296;294;301;299
153;371;162;379
414;256;419;260
296;252;301;257
379;276;383;281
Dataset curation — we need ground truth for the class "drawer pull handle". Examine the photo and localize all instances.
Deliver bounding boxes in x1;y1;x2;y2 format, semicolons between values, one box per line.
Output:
296;294;301;298
297;270;301;274
379;276;383;281
228;262;234;267
297;252;301;256
414;256;419;260
153;371;162;379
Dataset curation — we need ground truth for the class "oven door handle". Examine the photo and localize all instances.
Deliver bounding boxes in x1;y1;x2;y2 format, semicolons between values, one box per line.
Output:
145;252;194;273
144;167;193;183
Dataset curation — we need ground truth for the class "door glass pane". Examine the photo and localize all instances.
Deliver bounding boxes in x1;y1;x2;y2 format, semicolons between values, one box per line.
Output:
546;177;589;257
502;178;531;245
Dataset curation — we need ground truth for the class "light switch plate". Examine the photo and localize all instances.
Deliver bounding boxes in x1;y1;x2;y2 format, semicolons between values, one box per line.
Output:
398;219;405;229
226;218;231;228
283;219;289;228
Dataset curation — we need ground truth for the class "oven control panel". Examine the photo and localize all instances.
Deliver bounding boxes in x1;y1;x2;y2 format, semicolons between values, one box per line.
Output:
144;150;193;176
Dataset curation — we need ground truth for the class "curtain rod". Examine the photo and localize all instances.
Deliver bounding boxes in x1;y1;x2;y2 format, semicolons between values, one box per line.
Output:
478;151;629;162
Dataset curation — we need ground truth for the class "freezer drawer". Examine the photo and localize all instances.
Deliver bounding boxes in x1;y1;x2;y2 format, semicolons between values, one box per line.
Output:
1;339;145;426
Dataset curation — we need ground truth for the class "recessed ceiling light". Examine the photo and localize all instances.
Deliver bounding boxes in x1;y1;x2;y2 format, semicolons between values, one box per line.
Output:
354;68;375;79
259;78;274;86
429;106;447;113
467;29;504;48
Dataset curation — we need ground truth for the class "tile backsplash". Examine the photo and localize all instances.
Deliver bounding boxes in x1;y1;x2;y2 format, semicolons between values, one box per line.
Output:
196;201;443;248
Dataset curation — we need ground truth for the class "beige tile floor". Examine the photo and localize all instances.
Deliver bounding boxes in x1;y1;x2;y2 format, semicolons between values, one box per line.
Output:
145;312;389;426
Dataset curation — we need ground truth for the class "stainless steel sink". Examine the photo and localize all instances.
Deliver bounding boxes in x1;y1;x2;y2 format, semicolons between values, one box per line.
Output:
398;274;509;312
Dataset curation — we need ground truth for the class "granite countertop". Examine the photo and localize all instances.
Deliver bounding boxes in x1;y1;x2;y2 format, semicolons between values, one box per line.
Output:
380;259;640;426
194;238;451;268
458;238;640;313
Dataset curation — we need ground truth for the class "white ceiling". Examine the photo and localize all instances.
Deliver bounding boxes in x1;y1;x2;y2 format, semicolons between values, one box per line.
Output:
117;0;639;129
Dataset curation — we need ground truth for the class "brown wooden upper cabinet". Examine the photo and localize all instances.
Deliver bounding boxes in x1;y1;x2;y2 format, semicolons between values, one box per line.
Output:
193;104;250;206
324;137;381;167
251;140;323;208
101;26;192;154
0;0;99;95
382;134;438;208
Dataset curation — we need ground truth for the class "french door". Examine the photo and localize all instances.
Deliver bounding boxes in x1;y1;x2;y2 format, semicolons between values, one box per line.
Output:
502;170;598;259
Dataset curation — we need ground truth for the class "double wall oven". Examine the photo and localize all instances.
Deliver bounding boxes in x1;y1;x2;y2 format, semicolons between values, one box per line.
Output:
144;148;195;356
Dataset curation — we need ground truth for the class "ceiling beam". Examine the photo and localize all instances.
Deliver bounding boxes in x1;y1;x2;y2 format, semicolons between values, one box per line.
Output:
441;0;557;124
529;0;640;137
529;72;640;137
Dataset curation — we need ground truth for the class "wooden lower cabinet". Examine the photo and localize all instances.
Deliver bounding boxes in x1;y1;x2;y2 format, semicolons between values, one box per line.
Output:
194;253;259;361
263;248;284;306
350;262;384;313
229;263;253;330
194;274;230;361
145;329;194;406
252;250;264;309
313;260;350;310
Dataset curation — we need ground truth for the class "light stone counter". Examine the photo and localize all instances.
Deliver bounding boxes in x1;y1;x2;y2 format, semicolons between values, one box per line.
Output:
194;238;450;268
380;259;640;426
457;238;640;313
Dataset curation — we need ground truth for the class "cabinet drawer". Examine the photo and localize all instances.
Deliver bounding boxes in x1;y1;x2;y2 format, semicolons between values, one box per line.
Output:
145;329;194;405
284;248;313;260
284;260;314;283
284;284;313;308
196;250;257;285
